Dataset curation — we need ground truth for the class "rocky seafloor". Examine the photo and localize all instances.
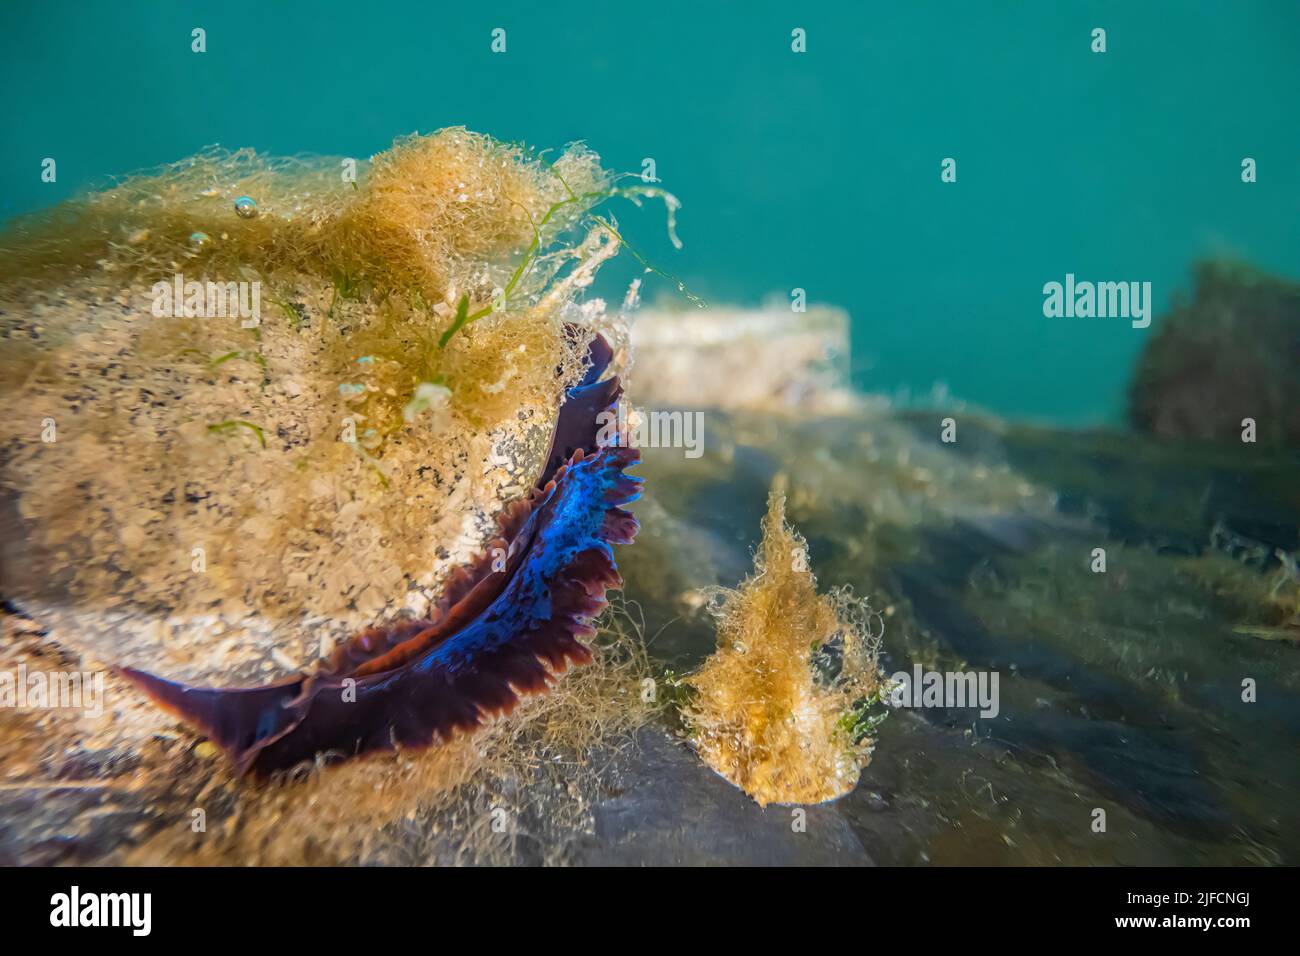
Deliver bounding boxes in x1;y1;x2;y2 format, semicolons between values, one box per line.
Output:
619;402;1299;864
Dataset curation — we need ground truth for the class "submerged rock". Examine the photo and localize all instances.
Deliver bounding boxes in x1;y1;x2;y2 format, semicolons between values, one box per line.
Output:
1130;261;1300;449
630;303;854;413
622;401;1300;864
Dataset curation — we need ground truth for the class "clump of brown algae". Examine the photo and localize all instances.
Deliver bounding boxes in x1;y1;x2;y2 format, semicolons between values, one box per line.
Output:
685;486;887;806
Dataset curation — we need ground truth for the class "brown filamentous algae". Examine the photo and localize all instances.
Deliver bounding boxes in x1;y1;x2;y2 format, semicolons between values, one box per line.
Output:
685;487;886;806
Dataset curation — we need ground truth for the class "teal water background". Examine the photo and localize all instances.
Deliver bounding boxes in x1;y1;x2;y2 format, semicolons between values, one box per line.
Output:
3;0;1298;423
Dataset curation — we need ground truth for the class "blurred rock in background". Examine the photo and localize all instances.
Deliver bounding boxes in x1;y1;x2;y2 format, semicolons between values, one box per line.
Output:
629;303;855;413
1130;261;1300;449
